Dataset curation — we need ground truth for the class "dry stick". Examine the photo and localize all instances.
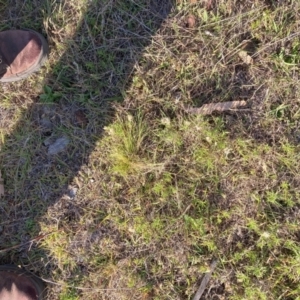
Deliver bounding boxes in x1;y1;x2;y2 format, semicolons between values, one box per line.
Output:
253;31;300;57
184;101;247;115
192;259;218;300
0;170;4;197
0;232;55;254
41;277;146;291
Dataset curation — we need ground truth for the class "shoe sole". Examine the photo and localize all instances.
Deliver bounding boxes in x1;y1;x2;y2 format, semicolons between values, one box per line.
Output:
0;29;49;83
0;264;46;299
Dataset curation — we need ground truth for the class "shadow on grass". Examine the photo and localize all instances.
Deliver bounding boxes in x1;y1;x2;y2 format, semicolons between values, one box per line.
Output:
0;0;174;295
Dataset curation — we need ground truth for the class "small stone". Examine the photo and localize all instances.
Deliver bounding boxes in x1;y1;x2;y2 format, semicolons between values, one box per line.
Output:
68;187;78;198
48;137;70;155
40;117;53;131
43;136;54;146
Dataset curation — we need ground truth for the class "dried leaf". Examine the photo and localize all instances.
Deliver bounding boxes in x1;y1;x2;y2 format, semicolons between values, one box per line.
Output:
186;101;247;115
0;171;4;197
74;110;88;127
238;50;253;65
186;15;196;28
205;0;213;10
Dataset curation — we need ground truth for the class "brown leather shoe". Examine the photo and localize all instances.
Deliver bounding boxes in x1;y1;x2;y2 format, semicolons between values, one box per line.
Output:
0;265;46;300
0;29;48;82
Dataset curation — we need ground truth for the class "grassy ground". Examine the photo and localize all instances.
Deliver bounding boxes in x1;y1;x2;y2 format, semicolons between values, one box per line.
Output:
1;0;300;299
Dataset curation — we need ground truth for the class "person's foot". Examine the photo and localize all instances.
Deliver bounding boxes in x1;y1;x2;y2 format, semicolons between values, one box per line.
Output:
0;265;46;300
0;29;48;82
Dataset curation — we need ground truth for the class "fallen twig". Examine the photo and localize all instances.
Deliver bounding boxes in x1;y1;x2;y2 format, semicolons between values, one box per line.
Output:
192;259;218;300
185;101;247;115
0;232;55;254
0;170;4;197
41;276;146;291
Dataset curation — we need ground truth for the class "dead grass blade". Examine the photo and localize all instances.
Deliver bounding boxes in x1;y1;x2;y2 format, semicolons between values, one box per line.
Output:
185;101;247;115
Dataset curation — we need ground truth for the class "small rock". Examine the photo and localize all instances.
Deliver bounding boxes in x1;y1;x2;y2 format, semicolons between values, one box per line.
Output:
48;137;70;155
40;117;53;132
67;186;78;198
43;136;54;146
